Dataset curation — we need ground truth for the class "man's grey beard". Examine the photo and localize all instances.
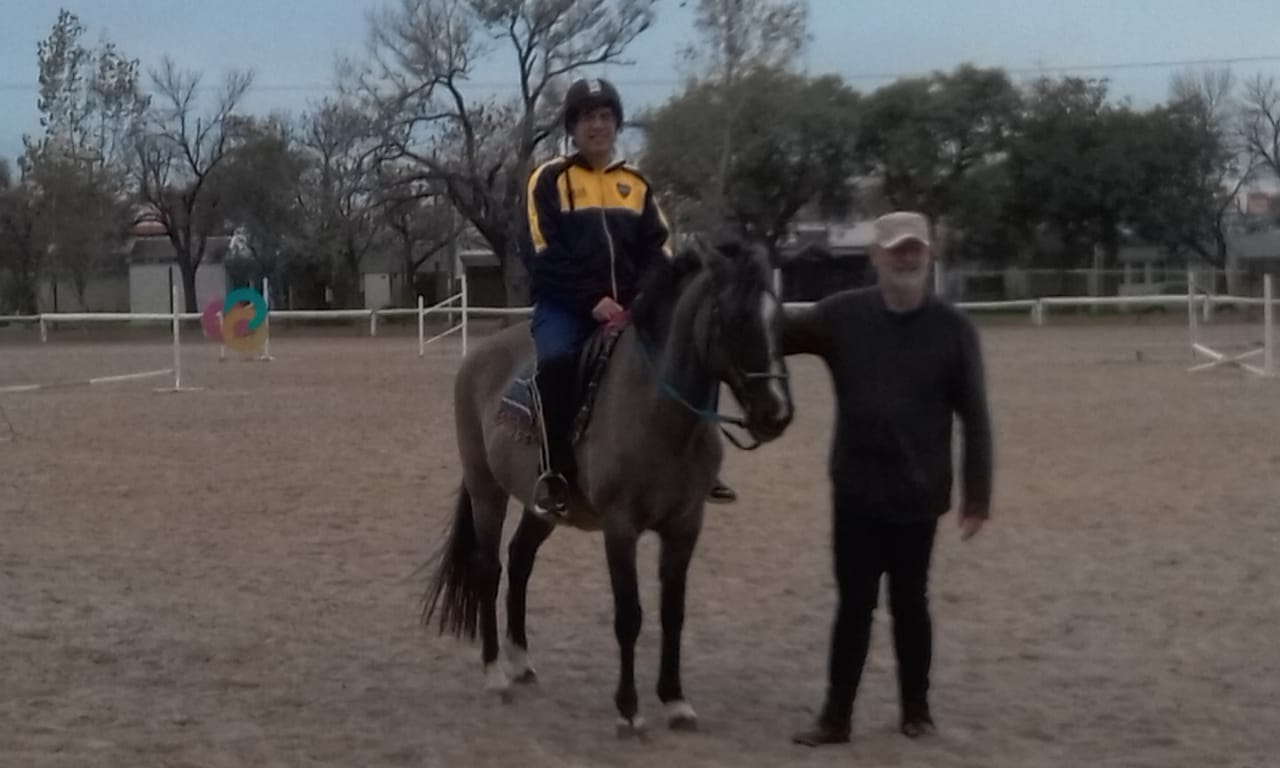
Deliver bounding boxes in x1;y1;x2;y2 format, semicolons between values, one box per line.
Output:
880;267;929;291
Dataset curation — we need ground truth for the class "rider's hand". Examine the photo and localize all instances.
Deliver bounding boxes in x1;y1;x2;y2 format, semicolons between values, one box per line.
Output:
592;296;625;322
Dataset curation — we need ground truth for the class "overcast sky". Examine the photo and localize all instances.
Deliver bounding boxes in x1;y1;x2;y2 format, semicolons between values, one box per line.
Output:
3;0;1280;163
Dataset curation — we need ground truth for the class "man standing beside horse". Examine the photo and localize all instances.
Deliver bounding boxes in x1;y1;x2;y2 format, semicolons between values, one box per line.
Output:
782;211;994;746
524;76;736;519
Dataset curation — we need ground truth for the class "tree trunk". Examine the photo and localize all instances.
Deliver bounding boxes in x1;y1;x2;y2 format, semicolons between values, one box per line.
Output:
402;241;418;307
14;278;38;316
502;242;530;309
177;257;199;313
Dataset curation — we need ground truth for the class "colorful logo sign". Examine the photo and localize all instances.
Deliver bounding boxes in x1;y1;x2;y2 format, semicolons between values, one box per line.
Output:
202;287;268;352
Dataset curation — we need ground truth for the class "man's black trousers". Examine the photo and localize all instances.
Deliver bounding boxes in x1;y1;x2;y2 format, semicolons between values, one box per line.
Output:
818;498;939;729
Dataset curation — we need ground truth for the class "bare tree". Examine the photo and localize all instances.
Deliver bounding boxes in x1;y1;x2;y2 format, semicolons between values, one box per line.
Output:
1241;73;1280;183
293;98;384;307
133;57;254;311
1172;66;1236;130
357;0;657;305
1148;67;1254;273
374;167;464;306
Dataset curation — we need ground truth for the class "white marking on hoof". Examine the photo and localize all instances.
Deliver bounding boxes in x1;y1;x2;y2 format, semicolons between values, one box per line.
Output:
665;700;698;731
506;645;538;684
615;715;647;739
484;661;511;701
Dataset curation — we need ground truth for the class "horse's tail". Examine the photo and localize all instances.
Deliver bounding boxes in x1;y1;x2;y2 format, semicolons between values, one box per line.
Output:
420;482;480;641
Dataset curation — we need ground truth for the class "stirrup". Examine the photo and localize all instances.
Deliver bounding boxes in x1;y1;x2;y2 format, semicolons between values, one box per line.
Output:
532;470;571;520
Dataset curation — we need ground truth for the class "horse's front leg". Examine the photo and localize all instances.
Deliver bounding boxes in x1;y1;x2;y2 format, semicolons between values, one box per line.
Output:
604;526;644;737
657;512;703;731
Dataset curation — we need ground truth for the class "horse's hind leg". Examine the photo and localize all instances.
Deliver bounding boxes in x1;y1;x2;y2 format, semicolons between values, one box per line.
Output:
506;508;554;684
605;528;645;737
656;515;703;731
471;486;510;699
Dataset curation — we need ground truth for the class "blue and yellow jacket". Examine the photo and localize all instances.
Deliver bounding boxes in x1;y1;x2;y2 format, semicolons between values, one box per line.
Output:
524;154;672;317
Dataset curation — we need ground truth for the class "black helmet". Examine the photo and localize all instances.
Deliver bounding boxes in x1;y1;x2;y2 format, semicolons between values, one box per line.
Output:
563;77;623;133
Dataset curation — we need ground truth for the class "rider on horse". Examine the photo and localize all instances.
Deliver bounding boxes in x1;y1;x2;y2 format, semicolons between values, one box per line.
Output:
524;76;673;519
524;77;737;519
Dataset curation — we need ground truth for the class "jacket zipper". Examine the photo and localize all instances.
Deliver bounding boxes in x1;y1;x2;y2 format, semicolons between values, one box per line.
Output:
599;168;618;299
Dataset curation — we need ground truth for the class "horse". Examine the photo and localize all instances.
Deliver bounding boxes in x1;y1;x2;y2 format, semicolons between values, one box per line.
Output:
420;235;795;737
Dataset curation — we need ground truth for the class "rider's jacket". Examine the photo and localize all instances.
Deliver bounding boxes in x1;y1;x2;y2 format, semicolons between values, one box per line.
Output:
525;153;672;317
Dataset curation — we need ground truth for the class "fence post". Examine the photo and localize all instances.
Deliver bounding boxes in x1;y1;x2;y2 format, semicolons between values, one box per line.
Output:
1265;274;1275;377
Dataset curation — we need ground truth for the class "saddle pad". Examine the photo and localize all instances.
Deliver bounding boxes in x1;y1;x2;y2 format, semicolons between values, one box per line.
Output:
496;319;628;445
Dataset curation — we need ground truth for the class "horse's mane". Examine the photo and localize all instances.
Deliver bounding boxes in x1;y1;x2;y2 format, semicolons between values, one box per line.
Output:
629;246;704;340
629;234;771;341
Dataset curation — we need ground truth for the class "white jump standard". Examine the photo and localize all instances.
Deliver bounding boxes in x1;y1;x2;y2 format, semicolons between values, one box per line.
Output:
1188;272;1275;378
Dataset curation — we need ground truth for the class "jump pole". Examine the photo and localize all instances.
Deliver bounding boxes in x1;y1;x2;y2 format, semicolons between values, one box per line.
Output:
155;283;203;393
255;276;275;362
416;268;470;358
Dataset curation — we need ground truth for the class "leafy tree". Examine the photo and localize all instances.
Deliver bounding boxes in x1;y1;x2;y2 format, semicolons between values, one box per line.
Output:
0;161;44;314
856;64;1020;232
674;0;809;223
1126;71;1247;270
1003;76;1122;268
20;8;149;309
213;113;309;301
641;67;860;256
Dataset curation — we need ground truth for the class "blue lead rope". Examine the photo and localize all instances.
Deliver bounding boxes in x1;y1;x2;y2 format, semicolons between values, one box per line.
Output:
632;327;761;452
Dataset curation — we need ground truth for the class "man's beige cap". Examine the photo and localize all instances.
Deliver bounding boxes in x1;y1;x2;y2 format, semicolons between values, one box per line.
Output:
874;211;931;249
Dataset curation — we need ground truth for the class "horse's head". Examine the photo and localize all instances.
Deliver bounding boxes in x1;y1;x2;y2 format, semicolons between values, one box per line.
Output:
674;234;794;444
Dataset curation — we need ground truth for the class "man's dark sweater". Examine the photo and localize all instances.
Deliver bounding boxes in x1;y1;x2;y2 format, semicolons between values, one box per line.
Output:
782;286;993;523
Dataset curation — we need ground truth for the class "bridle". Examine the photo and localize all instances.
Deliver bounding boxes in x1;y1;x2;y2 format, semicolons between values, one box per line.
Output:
636;282;790;451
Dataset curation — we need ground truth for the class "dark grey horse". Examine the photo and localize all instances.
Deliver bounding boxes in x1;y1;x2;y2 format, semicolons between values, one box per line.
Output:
421;236;794;736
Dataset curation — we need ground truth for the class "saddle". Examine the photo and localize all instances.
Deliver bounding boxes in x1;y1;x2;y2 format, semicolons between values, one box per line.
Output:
496;315;629;445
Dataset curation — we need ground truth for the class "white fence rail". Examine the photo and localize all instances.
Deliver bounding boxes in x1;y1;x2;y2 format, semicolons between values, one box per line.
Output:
3;292;1275;338
3;285;1276;378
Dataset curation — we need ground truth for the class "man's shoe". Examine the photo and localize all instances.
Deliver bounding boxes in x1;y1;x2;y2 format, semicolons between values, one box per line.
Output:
900;715;936;739
707;480;737;504
791;720;850;747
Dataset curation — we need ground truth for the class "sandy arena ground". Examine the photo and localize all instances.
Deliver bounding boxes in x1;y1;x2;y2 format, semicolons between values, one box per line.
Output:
1;316;1278;767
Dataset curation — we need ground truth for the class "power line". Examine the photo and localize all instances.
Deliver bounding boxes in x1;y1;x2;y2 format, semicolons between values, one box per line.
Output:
1;54;1280;95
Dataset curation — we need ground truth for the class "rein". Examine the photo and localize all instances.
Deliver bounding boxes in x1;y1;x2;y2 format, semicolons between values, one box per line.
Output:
632;290;788;452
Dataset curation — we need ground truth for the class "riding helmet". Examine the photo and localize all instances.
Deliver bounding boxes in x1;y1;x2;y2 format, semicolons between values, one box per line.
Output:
563;77;623;132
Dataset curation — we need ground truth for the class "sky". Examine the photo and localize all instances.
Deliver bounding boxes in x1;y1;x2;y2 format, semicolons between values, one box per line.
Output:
3;0;1280;163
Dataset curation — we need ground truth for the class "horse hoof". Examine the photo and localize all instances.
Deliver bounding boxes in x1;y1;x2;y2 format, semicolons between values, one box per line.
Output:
512;667;538;685
506;647;538;685
484;663;512;702
616;715;648;739
665;700;698;731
